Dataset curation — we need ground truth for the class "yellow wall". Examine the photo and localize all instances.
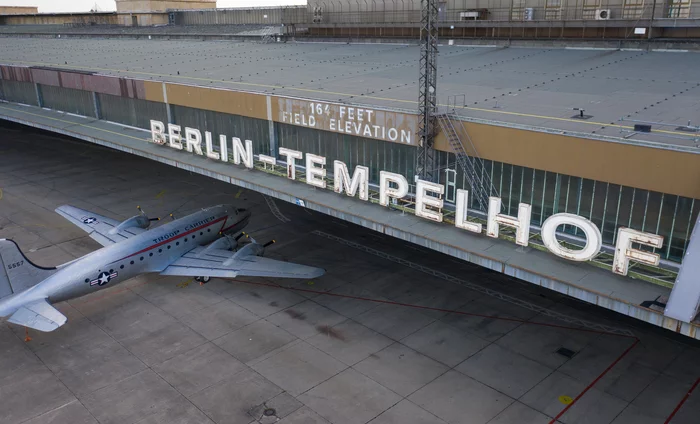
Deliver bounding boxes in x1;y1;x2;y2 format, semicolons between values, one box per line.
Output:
116;0;216;13
0;6;38;14
0;13;119;25
0;12;169;26
435;121;700;200
117;12;169;26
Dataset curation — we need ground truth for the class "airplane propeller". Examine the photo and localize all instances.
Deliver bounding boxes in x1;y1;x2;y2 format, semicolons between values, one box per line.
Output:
137;206;160;222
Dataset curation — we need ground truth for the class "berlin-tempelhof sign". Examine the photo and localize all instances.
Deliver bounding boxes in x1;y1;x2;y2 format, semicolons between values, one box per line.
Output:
149;120;667;278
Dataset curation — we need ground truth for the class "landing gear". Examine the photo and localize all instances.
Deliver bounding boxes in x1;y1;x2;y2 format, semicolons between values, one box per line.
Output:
194;276;211;285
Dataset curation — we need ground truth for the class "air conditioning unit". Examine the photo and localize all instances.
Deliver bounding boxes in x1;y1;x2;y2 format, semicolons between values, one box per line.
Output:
312;6;323;23
595;9;611;20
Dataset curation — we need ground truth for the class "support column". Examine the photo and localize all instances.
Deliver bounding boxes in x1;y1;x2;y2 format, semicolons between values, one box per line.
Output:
91;92;101;119
665;214;700;323
34;83;43;108
266;95;278;157
162;82;173;124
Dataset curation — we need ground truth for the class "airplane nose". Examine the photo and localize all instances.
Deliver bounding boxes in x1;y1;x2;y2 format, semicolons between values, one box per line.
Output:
231;207;251;220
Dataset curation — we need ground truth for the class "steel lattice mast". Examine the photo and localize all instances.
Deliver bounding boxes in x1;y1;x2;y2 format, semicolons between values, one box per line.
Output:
416;0;439;182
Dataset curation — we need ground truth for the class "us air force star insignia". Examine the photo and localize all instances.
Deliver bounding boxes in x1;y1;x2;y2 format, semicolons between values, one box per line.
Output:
82;217;97;224
90;270;118;287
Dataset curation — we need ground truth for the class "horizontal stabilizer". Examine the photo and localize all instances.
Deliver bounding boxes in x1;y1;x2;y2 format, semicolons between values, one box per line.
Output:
7;299;67;332
55;205;145;247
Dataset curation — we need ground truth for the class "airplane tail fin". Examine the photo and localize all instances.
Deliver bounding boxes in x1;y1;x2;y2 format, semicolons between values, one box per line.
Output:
0;239;56;299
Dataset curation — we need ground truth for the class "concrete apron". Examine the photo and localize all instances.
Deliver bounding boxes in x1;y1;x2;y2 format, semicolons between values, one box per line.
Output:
0;102;697;340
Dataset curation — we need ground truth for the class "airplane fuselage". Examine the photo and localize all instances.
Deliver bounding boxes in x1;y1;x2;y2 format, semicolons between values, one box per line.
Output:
0;204;249;316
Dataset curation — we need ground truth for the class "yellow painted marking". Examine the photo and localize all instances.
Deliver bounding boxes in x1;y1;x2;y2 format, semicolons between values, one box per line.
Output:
234;189;243;199
6;59;695;138
0;189;3;200
155;190;166;199
176;280;191;289
558;395;573;405
307;281;315;285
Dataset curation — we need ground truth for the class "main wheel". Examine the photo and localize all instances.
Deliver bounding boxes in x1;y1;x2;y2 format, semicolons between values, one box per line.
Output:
195;276;211;284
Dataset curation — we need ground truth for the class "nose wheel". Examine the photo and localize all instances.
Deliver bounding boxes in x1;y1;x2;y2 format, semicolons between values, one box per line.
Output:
194;276;211;285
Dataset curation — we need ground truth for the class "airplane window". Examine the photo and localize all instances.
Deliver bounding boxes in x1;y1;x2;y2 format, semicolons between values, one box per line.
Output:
84;278;89;283
109;269;113;273
149;253;153;256
158;249;162;253
140;257;144;261
130;261;134;265
207;229;211;232
176;242;180;246
120;265;124;269
192;235;196;239
184;238;188;242
200;232;203;236
167;245;171;249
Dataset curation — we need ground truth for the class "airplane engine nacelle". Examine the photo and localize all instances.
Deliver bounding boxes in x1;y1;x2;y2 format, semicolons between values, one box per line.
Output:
109;215;152;235
204;236;236;252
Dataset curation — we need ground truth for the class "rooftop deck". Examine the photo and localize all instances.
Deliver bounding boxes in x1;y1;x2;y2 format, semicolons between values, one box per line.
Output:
1;37;699;149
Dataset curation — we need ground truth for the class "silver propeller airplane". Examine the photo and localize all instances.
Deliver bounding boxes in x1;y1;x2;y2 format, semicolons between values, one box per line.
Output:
0;204;325;332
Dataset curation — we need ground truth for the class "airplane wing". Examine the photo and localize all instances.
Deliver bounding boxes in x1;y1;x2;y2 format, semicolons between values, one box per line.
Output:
55;205;145;246
7;298;67;332
159;246;325;279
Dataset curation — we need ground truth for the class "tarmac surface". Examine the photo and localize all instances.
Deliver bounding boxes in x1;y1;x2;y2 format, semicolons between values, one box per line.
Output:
1;121;699;424
1;37;699;148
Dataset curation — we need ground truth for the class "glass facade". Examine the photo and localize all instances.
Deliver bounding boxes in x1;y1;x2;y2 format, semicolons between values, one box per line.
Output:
277;122;417;184
433;150;699;263
5;79;692;264
276;125;698;263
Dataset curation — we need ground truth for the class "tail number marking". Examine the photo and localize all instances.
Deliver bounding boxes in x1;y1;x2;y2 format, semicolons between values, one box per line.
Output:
7;260;24;270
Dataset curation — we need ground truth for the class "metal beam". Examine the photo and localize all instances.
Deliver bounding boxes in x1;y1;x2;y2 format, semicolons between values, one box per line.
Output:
416;0;439;182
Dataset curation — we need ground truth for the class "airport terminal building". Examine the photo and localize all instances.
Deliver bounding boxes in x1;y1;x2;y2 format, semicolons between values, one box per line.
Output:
0;1;699;339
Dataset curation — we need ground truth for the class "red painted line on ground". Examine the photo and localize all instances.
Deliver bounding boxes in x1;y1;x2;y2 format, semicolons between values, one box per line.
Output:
664;377;700;424
547;338;640;424
73;272;640;424
228;277;635;338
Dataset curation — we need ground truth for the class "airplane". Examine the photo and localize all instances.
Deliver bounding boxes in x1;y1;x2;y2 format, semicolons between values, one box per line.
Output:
0;204;325;333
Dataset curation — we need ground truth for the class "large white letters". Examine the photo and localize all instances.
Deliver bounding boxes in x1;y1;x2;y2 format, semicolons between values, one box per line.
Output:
184;128;203;155
219;135;228;162
258;154;276;167
204;132;220;160
415;179;444;222
167;124;183;150
306;154;327;189
279;148;302;180
333;161;369;201
231;138;254;169
145;118;677;279
379;171;408;207
487;197;532;247
150;120;166;145
613;228;664;276
455;190;482;234
541;213;602;261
